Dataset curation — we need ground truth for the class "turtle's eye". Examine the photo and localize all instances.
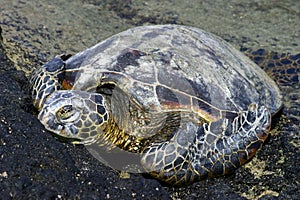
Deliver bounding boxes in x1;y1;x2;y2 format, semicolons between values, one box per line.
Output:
56;105;81;123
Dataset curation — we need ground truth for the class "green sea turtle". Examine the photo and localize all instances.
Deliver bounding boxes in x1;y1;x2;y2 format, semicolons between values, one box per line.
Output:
30;25;285;185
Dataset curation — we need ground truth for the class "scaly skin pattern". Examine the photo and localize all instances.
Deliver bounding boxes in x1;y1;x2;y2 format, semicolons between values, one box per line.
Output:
141;104;270;185
30;25;279;186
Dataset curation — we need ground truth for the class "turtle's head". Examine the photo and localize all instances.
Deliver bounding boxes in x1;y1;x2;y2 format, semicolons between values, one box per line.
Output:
38;90;109;144
30;55;70;110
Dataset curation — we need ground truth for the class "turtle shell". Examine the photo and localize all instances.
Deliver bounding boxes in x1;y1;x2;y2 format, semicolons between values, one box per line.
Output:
31;25;285;185
62;25;281;122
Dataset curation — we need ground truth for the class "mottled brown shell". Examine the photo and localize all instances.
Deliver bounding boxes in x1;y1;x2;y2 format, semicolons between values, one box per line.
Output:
64;25;282;119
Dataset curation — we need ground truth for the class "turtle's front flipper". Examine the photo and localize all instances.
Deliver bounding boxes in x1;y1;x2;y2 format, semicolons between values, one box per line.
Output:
141;104;271;186
30;55;70;110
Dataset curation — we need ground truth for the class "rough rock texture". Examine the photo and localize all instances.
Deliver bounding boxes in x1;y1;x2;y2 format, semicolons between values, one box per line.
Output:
0;0;299;199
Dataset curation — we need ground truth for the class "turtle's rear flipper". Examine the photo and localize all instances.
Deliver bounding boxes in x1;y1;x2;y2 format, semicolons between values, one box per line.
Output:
243;48;299;88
